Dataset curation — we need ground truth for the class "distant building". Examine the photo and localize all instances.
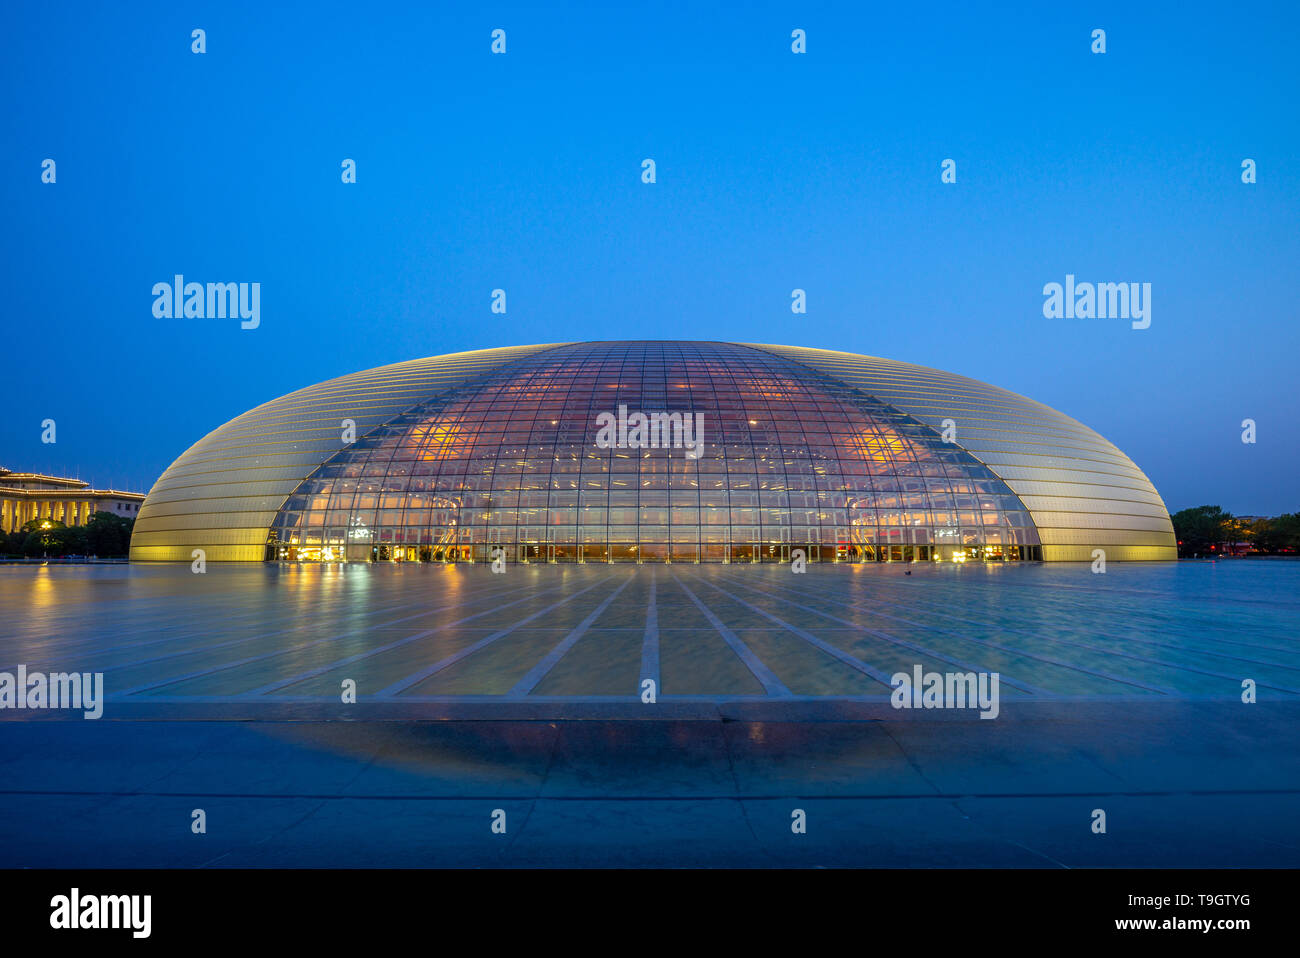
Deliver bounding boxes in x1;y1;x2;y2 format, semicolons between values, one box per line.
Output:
0;468;146;533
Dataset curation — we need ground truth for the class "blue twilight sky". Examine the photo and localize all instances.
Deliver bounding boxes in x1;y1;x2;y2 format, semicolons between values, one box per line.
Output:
1;1;1296;514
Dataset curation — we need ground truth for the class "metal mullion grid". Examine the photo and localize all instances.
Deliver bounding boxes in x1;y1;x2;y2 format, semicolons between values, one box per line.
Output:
804;383;864;549
532;355;584;548
818;385;899;550
760;356;823;548
465;370;533;546
395;374;503;550
386;380;484;550
519;356;572;551
411;389;485;550
634;342;668;554
690;347;732;556
716;352;777;552
341;397;434;549
493;357;562;549
582;343;635;555
734;356;783;548
676;345;726;556
554;350;605;548
612;342;645;554
774;365;835;548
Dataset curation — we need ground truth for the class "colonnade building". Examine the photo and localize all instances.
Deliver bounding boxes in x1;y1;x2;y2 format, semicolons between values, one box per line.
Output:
0;468;146;533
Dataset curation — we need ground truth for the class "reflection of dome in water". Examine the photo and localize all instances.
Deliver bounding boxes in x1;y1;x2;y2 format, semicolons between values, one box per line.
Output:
130;342;1176;563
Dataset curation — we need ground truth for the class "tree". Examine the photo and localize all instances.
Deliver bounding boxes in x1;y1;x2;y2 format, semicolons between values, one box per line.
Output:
2;530;28;556
1170;505;1234;557
20;518;67;554
62;525;89;556
85;511;133;557
1254;513;1300;554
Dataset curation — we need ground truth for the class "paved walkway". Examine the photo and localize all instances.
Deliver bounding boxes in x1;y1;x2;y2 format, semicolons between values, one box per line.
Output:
1;702;1297;867
3;561;1297;866
3;562;1298;703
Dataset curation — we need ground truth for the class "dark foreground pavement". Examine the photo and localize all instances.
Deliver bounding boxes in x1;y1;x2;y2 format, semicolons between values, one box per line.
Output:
2;699;1297;868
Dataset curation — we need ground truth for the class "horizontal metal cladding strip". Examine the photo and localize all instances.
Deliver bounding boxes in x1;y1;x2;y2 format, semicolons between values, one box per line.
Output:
150;466;350;490
869;406;1107;434
130;511;282;532
167;418;427;447
844;389;1090;413
748;347;1099;421
201;403;445;430
1042;543;1177;561
164;432;396;461
152;454;356;475
860;406;1070;432
131;543;267;561
1037;527;1176;545
999;480;1169;505
943;435;1139;464
932;435;1133;463
976;460;1156;486
157;454;380;478
1015;496;1173;517
978;465;1161;492
136;506;284;526
1029;512;1175;533
138;486;301;509
176;401;466;444
966;448;1151;475
187;402;431;430
131;528;267;547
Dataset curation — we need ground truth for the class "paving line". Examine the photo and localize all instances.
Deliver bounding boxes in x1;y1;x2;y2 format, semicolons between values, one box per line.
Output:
639;568;660;697
762;573;1300;694
671;574;792;697
835;584;1300;672
37;589;494;679
506;574;638;697
716;571;1177;695
112;579;563;698
699;576;1041;695
374;576;617;697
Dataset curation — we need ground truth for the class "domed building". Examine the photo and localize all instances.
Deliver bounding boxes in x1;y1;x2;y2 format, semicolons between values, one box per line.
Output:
129;342;1176;563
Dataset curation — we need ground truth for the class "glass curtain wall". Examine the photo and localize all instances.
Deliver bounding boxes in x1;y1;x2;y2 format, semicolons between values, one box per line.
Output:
266;342;1041;562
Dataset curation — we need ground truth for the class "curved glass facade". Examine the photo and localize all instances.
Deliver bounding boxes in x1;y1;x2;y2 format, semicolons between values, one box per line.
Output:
265;342;1039;563
130;341;1176;562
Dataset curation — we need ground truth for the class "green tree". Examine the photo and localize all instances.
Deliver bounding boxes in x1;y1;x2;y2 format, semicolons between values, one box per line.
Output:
1170;505;1234;557
2;530;26;556
85;511;133;557
1262;513;1300;553
62;525;89;555
20;518;67;555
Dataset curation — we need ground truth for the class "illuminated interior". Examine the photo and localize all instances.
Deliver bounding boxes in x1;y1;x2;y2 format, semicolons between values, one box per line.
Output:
265;342;1041;563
